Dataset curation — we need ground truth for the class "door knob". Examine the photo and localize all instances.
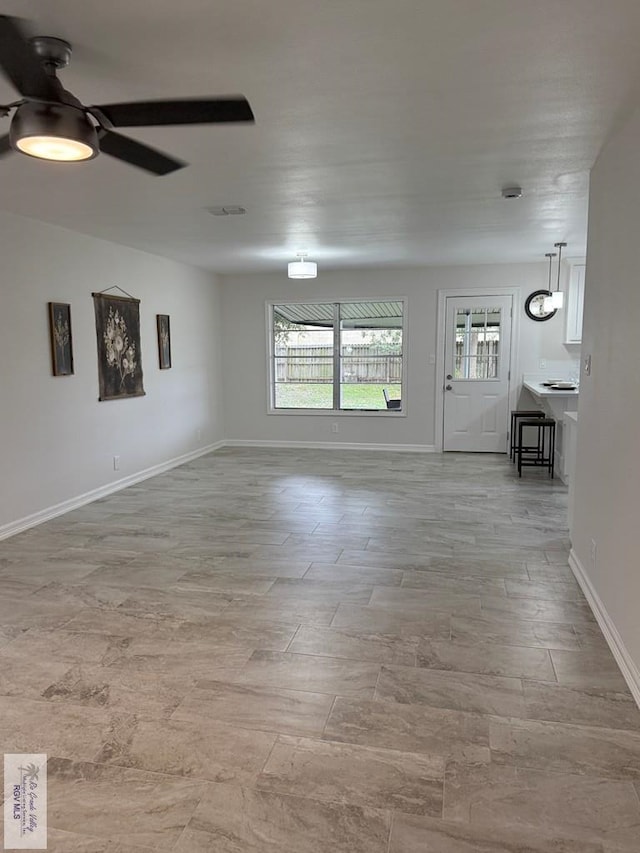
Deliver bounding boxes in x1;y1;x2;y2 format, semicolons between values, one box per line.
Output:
445;384;452;391
446;374;452;380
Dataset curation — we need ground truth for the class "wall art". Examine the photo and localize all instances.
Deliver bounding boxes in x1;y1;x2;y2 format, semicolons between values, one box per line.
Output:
157;314;172;369
92;291;145;400
48;302;74;376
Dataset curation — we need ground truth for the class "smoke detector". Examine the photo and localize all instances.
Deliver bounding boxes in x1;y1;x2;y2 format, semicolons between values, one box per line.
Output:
501;186;523;199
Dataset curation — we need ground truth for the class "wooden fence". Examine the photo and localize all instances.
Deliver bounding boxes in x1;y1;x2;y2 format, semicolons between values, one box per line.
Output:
455;339;499;379
275;345;402;383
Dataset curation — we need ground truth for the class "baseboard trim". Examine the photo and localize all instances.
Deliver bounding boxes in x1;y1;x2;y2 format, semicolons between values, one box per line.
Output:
223;439;437;453
0;441;224;542
1;439;436;541
569;548;640;708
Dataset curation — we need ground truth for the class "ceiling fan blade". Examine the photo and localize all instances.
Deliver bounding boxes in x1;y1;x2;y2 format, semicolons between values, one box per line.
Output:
0;16;61;101
0;133;13;156
97;128;185;176
91;97;254;128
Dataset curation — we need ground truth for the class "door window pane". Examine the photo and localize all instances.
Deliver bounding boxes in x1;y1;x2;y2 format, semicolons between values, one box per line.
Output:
454;307;501;380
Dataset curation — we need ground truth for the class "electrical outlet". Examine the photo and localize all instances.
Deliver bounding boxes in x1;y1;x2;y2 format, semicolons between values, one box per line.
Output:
196;429;202;441
539;359;547;370
428;353;436;365
113;455;120;471
331;423;339;434
590;538;597;567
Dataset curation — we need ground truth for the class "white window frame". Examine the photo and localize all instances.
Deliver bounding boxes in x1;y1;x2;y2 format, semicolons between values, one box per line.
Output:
266;297;407;416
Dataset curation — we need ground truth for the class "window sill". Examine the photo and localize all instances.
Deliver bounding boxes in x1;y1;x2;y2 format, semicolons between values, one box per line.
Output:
267;408;406;417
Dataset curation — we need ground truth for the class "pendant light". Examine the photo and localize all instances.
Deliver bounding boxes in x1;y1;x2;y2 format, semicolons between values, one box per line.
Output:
550;242;567;309
288;252;317;279
543;251;557;313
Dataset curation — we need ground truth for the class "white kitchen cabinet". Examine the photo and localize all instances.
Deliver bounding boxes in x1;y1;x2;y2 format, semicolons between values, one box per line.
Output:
565;262;585;344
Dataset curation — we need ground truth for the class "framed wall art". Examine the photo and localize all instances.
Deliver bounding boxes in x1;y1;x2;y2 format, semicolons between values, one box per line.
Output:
48;302;74;376
157;314;172;369
92;291;145;401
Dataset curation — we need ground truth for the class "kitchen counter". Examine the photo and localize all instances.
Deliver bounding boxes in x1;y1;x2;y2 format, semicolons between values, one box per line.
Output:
523;380;579;399
521;378;579;485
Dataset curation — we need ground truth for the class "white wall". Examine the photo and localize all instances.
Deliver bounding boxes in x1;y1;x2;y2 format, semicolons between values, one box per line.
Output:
571;105;640;695
0;211;222;534
220;263;577;448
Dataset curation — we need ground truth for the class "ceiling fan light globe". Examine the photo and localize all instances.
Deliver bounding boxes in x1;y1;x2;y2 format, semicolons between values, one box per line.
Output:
15;135;94;161
10;102;98;163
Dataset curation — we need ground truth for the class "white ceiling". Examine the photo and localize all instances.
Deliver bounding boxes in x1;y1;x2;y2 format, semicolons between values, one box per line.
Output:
2;0;640;274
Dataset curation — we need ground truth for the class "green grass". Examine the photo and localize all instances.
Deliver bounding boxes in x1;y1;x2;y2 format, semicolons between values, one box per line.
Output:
275;383;401;410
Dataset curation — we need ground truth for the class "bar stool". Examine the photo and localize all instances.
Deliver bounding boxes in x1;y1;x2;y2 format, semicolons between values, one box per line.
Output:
510;410;546;461
517;418;556;478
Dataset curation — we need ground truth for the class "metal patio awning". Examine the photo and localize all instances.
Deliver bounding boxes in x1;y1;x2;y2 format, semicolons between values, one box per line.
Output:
274;301;403;328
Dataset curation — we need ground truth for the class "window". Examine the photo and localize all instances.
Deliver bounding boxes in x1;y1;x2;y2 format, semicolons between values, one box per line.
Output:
270;300;404;412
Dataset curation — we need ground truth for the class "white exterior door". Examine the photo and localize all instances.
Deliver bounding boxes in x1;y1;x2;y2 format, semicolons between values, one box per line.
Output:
443;295;513;452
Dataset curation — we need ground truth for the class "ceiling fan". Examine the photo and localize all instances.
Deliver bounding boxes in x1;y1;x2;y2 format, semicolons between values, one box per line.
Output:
0;15;254;175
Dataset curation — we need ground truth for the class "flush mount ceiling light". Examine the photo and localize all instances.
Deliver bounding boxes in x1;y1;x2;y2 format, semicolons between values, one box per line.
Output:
550;242;567;309
288;252;317;279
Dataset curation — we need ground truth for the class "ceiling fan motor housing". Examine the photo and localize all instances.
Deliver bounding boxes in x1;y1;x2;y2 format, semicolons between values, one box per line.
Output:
30;36;72;70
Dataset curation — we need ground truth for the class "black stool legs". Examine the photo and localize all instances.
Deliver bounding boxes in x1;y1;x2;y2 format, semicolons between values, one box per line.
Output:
517;418;555;478
510;410;546;461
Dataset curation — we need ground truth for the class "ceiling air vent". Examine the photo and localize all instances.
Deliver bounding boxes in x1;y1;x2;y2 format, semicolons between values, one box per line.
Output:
501;187;523;199
207;206;246;216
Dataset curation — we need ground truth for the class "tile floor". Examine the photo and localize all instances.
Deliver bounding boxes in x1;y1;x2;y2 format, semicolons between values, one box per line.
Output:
1;447;639;851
